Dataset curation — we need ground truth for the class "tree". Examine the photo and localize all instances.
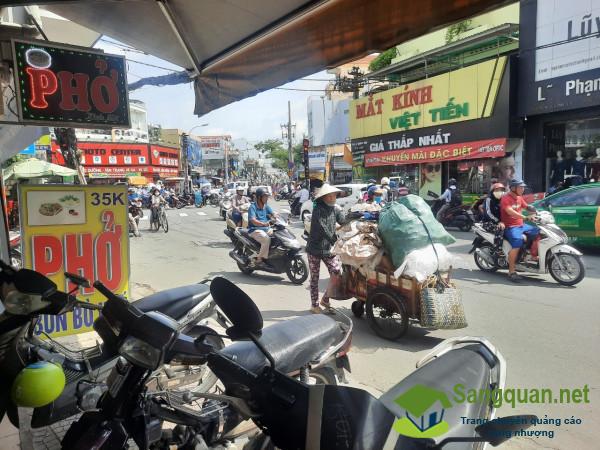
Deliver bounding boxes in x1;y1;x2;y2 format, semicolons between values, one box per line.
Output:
369;47;398;72
255;139;288;170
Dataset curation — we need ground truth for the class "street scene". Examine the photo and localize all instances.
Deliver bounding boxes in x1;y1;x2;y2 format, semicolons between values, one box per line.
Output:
0;1;599;450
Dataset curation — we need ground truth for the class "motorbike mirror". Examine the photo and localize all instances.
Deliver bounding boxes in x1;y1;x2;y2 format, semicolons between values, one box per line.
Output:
475;415;537;446
13;269;57;298
64;272;91;289
209;277;263;340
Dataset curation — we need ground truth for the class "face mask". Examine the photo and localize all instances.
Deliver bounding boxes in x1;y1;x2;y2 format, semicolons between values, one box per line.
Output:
374;196;383;204
154;192;159;196
493;191;504;200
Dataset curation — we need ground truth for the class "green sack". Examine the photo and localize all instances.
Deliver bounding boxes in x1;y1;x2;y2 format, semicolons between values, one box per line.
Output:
378;195;455;268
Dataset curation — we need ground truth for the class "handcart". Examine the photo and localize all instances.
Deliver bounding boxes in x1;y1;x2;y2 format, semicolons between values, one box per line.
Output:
339;263;452;341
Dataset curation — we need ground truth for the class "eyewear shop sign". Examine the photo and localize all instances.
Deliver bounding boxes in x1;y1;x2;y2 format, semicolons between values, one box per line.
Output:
20;185;130;338
350;57;506;139
12;39;129;128
520;0;600;114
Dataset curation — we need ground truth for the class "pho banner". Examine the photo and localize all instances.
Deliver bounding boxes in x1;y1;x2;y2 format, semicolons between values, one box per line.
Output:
19;185;130;337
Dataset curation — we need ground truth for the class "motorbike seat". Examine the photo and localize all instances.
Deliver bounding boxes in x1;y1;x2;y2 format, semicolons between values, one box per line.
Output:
220;315;342;374
133;284;210;321
379;345;495;443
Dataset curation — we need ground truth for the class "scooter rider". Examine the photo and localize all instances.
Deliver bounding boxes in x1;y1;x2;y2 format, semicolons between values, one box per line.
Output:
231;186;249;226
436;178;460;221
150;187;166;229
500;179;540;282
248;187;276;265
483;182;506;248
380;177;391;202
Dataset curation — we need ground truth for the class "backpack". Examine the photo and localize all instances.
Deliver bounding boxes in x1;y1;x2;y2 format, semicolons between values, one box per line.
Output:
449;188;462;207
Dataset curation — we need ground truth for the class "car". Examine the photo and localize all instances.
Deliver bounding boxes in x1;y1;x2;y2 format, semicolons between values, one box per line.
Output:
249;185;273;197
532;183;600;247
300;183;368;222
226;180;250;196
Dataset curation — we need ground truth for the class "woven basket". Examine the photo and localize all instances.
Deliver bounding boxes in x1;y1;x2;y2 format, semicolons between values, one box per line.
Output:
420;275;467;329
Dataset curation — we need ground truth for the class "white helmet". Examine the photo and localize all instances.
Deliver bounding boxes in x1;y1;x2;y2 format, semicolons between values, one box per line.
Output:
381;177;390;186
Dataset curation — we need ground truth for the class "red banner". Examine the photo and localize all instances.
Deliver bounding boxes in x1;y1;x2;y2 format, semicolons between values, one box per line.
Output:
364;138;507;167
149;145;179;167
83;166;179;176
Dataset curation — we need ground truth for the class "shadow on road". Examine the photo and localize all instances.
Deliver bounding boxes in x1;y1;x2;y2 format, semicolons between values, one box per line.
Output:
207;270;302;286
452;268;576;289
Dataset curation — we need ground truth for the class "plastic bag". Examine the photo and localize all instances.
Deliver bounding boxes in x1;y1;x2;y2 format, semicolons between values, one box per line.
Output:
378;195;455;268
394;244;455;281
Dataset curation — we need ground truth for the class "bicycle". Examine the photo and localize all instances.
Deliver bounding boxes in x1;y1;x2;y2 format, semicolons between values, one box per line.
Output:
150;204;168;233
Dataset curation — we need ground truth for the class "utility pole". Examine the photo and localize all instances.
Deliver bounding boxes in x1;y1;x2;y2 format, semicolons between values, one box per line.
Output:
281;101;296;180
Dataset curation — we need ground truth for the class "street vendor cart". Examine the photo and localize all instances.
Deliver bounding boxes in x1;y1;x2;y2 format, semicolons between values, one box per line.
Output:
337;263;458;341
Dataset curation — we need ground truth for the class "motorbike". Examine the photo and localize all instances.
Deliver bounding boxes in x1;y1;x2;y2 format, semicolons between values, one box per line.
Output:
219;194;233;220
275;190;293;201
8;231;21;268
228;217;308;284
469;210;585;286
0;261;222;438
62;277;533;450
431;198;474;231
128;200;143;237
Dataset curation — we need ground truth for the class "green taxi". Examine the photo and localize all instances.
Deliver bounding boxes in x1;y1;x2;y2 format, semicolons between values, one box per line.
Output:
532;183;600;247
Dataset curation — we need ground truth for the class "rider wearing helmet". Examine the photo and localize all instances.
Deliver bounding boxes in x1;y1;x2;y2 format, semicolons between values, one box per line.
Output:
436;178;459;221
483;182;506;248
248;187;276;264
232;186;249;226
380;177;391;202
500;179;539;282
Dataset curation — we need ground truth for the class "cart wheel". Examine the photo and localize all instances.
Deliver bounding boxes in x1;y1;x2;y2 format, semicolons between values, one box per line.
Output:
351;300;364;318
366;287;409;340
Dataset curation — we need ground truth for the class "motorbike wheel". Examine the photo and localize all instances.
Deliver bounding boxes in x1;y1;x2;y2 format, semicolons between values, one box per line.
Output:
366;287;409;340
459;221;473;232
351;300;365;318
286;256;308;285
473;244;498;272
237;262;254;275
549;253;585;286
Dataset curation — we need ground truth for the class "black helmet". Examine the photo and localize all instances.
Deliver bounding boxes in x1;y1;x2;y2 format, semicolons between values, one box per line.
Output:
448;178;457;186
255;187;269;198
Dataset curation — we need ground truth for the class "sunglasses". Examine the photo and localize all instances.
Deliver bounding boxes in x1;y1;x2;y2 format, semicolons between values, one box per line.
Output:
426;164;441;173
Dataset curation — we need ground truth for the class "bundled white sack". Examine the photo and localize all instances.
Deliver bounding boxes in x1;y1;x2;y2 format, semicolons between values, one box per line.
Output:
394;244;459;282
332;221;382;270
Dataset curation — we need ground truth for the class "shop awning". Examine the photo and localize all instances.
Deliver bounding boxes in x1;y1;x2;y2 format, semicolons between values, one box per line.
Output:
36;0;509;116
3;157;77;180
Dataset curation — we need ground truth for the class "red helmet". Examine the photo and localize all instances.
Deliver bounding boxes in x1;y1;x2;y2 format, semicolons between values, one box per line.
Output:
491;182;505;191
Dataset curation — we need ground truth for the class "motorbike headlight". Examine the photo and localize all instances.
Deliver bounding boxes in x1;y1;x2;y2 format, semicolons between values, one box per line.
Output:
118;336;162;370
3;287;45;315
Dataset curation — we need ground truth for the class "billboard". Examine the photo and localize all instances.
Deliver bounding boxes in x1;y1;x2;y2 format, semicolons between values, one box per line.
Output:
12;39;129;128
350;57;507;139
19;185;130;338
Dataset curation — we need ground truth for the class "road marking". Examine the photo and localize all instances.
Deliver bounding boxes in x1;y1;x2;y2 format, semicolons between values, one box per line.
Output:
197;212;207;216
179;213;188;217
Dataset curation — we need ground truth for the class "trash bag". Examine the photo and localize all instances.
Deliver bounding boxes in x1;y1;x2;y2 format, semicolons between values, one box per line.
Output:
394;244;456;282
378;195;455;268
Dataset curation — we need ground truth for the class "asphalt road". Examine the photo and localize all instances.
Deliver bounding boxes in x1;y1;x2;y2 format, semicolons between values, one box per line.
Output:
129;201;600;450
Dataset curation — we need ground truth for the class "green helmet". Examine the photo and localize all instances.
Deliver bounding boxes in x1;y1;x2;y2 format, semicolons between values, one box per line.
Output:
11;361;66;407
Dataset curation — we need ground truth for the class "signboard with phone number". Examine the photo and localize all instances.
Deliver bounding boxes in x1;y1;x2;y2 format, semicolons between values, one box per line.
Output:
19;185;130;338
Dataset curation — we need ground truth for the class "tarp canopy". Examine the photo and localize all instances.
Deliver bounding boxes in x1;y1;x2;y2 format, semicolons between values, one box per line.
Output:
3;157;77;180
33;0;509;116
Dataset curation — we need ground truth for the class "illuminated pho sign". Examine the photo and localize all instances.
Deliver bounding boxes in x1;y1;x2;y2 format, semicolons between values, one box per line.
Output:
12;39;130;128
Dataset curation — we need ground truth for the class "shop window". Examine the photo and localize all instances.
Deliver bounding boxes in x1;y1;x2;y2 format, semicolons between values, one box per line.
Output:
544;187;600;207
448;153;517;195
389;164;420;196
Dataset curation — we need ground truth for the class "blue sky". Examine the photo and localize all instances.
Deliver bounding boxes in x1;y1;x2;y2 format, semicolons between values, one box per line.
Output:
96;38;334;144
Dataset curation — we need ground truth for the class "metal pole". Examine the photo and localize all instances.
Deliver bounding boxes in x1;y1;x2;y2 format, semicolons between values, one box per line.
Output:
224;139;229;184
287;101;293;179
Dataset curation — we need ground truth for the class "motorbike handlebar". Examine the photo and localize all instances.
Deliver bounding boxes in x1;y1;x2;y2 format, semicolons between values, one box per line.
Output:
93;280;118;301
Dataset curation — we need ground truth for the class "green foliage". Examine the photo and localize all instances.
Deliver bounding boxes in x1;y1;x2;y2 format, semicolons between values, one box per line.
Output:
255;139;288;170
445;20;472;44
2;154;26;169
369;47;398;72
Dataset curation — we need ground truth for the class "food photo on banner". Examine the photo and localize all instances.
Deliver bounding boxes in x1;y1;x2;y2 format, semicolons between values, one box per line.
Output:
18;185;129;338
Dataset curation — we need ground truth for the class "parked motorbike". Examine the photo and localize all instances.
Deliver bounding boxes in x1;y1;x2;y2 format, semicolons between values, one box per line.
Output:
61;277;352;449
431;198;474;231
63;277;533;450
8;231;21;268
228;217;308;284
0;261;222;438
208;191;222;207
470;211;585;286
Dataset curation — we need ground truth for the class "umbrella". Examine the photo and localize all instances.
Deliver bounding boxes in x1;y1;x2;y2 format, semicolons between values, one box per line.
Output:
3;158;77;180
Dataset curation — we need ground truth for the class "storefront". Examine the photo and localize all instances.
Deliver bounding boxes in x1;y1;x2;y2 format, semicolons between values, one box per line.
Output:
51;142;179;183
519;0;600;192
351;55;519;200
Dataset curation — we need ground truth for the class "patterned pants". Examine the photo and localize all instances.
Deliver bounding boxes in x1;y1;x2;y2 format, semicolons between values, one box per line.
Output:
307;253;341;307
